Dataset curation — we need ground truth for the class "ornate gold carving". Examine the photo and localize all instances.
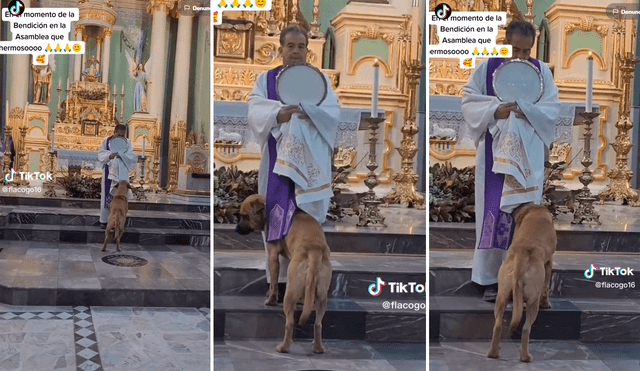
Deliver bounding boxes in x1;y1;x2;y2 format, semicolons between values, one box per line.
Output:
240;69;256;86
350;25;395;44
429;83;463;96
562;17;609;70
214;89;249;101
78;8;117;26
9;107;24;120
306;50;317;64
146;0;176;15
74;24;85;36
187;154;207;174
219;30;245;56
255;43;278;65
564;16;609;36
103;28;113;38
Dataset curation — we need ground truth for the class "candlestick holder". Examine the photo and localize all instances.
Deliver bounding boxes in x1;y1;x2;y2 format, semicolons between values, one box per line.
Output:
132;155;148;201
17;126;29;186
2;126;12;185
597;52;640;206
44;150;58;198
56;85;62;121
120;88;124;123
357;116;387;227
384;59;425;209
150;135;161;193
112;89;117;125
167;136;179;193
572;111;601;224
138;155;147;188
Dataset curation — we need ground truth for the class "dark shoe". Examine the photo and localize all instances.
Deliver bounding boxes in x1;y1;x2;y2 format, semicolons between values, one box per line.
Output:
483;284;498;302
100;223;107;229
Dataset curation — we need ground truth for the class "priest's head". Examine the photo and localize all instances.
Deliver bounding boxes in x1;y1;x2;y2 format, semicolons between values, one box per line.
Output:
279;26;308;66
114;124;127;138
505;20;535;61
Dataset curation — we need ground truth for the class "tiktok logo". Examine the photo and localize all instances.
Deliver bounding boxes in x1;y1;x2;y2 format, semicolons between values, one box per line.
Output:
8;0;25;16
435;3;451;20
584;264;597;279
4;169;17;183
368;277;386;296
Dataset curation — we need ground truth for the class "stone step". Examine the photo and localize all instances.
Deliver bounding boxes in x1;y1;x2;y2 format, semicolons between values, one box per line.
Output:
214;225;427;255
215;250;427;300
430;204;640;253
0;223;210;248
0;195;210;213
0;242;209;307
214;295;426;343
430;296;640;343
430;250;640;299
1;206;209;230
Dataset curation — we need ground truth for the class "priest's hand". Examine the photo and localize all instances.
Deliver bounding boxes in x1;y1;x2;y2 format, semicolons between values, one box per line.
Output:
277;105;310;123
494;102;525;120
109;152;117;160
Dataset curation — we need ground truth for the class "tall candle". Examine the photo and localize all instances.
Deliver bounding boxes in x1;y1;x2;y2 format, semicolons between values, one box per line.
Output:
411;0;420;60
142;137;146;156
122;84;124;95
58;78;61;89
66;79;69;90
51;130;55;152
372;59;379;118
586;52;593;112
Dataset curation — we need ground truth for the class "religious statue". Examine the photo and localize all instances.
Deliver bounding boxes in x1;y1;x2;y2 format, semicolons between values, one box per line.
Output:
82;56;101;82
125;50;151;113
32;65;52;104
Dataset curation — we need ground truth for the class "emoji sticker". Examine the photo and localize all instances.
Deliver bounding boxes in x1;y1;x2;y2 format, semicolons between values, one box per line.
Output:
256;0;266;8
462;58;473;68
500;47;509;56
72;43;81;52
35;55;45;64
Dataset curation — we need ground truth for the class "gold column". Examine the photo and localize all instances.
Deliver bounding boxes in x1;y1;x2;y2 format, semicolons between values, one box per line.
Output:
384;60;425;209
597;53;640;206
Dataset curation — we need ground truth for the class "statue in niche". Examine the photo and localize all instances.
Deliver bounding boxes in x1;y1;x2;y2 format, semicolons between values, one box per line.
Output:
82;56;101;82
125;50;151;112
32;64;52;104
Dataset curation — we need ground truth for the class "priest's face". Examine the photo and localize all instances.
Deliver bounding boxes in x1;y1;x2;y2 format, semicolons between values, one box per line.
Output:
279;32;307;66
508;33;534;61
114;129;126;138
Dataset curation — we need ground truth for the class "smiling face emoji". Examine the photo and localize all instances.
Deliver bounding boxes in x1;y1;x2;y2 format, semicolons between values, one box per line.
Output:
72;44;81;52
462;58;472;67
36;55;45;64
255;0;266;8
499;47;509;56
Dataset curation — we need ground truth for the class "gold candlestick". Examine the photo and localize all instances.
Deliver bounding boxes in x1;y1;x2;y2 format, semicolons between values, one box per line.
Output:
112;89;117;125
150;135;161;192
308;0;323;39
44;150;58;197
384;59;425;209
573;111;601;224
18;126;28;186
597;52;640;206
120;87;124;123
2;126;11;184
167;136;179;193
357;116;386;227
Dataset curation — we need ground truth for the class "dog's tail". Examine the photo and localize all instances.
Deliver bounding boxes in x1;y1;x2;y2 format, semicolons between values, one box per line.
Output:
299;249;321;325
510;253;526;333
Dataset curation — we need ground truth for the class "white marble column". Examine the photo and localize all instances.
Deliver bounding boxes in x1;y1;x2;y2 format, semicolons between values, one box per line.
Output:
10;0;31;110
74;25;85;82
101;28;113;84
169;8;194;132
147;0;175;117
96;35;103;67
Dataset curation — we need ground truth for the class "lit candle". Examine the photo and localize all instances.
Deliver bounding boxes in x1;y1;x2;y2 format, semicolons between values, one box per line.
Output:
372;59;379;118
586;52;593;112
58;78;61;89
142;137;146;156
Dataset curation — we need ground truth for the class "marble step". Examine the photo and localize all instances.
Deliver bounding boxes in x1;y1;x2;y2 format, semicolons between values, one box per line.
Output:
430;250;640;299
215;250;427;300
1;206;209;230
0;223;210;248
0;195;210;213
214;295;426;342
430;205;640;253
430;296;640;343
214;224;427;255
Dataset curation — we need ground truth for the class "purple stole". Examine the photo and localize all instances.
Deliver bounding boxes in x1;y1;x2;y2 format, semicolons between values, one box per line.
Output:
477;57;541;250
265;66;297;242
104;136;113;208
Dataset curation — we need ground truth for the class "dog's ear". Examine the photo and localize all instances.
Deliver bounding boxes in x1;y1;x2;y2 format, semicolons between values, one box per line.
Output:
250;197;265;214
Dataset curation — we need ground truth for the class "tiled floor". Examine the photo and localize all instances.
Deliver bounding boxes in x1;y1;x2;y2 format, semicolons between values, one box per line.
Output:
0;304;210;371
215;339;426;371
430;340;640;371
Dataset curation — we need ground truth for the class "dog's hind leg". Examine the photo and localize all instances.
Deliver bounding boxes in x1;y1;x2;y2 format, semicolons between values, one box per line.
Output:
520;294;540;362
487;285;508;359
102;231;111;252
276;291;296;353
312;297;327;354
540;259;552;309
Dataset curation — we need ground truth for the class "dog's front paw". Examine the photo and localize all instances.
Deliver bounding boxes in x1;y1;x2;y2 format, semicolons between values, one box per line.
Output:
486;349;499;359
101;247;107;252
264;296;277;306
520;353;533;362
312;345;325;354
275;344;290;353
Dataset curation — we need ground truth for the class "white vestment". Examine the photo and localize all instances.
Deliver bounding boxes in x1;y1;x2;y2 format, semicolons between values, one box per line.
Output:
98;136;136;223
248;68;340;283
461;59;560;285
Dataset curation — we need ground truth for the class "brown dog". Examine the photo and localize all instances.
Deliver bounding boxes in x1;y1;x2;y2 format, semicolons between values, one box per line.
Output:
235;194;332;354
487;203;556;362
102;180;131;252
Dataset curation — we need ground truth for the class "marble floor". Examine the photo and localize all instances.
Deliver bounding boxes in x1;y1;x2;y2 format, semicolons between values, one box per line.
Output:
0;303;210;371
215;339;426;371
430;340;640;371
